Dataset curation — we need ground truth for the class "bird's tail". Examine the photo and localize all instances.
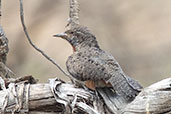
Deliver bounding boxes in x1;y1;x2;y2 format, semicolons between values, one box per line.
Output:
97;87;127;114
97;73;142;113
106;72;142;102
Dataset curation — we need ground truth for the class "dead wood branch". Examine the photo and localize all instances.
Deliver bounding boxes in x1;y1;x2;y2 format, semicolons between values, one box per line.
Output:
0;0;8;64
0;26;8;64
123;78;171;114
68;0;80;28
0;78;171;113
0;27;14;80
0;0;15;80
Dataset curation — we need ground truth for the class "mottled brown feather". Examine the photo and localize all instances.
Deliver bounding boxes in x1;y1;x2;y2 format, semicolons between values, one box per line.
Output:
64;26;142;102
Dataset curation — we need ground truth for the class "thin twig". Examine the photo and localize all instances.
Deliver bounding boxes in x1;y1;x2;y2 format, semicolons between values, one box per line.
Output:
0;0;1;25
0;0;1;18
19;0;70;77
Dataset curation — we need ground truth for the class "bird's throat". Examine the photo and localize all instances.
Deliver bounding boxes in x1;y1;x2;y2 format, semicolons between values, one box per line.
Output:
72;46;76;52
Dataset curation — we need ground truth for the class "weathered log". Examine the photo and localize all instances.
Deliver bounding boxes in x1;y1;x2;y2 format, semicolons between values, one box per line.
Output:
0;78;171;114
123;78;171;114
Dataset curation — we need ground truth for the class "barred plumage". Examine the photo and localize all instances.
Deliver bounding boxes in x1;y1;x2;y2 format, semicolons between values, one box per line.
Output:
54;25;143;103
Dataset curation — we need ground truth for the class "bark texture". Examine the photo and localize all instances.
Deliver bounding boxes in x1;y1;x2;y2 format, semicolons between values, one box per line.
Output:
0;78;171;114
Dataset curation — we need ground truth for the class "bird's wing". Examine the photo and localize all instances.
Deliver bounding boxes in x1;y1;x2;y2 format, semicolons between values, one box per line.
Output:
67;50;142;102
88;52;143;101
66;51;112;81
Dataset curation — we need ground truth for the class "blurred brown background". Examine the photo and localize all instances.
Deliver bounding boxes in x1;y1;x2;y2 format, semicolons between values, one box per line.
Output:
2;0;171;87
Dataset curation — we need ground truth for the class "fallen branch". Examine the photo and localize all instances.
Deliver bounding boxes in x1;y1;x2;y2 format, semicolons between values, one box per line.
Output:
0;78;171;113
123;78;171;114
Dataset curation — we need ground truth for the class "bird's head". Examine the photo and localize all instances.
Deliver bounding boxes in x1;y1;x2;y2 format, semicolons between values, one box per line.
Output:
53;26;99;51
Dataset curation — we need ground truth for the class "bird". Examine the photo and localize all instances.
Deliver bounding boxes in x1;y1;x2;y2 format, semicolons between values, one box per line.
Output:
54;25;142;107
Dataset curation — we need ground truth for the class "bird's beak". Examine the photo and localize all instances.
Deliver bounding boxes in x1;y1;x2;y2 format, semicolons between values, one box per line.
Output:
53;33;68;39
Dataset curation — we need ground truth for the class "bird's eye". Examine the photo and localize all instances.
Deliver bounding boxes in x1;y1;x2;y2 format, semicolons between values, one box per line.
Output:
70;31;74;34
